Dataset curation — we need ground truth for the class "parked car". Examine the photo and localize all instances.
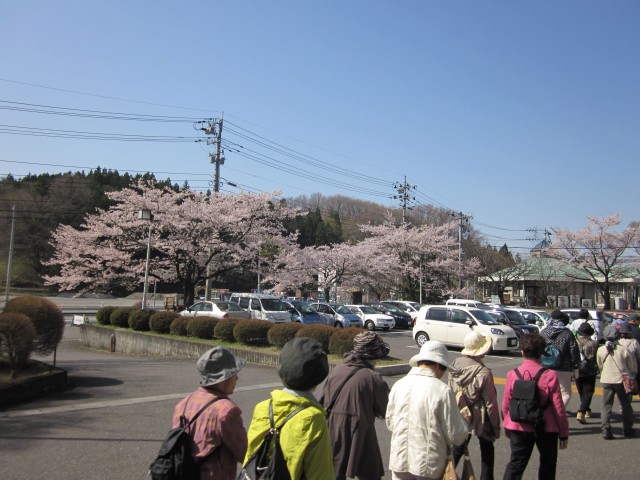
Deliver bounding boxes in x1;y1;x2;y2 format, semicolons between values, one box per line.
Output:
381;300;422;324
508;307;549;328
445;298;491;309
345;304;395;331
413;305;519;352
283;300;325;325
228;293;291;323
560;308;614;325
366;302;412;329
309;302;363;328
486;308;539;337
180;300;251;321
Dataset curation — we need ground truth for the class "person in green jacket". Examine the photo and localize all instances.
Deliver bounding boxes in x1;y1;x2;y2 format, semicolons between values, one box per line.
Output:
243;337;334;480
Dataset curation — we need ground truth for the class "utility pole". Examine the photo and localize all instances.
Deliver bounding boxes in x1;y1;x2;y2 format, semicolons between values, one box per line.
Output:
201;116;225;300
451;211;472;290
393;176;416;226
4;205;16;304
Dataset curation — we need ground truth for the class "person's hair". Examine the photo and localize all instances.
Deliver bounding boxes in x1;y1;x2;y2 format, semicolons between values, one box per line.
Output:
578;308;589;320
519;333;547;359
417;360;446;371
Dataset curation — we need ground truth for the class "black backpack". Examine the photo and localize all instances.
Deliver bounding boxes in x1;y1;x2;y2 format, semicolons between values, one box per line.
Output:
509;367;547;428
237;401;309;480
149;396;220;480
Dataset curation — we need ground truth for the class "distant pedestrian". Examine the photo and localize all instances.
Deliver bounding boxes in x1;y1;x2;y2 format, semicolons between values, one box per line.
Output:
540;310;580;408
386;341;468;480
243;337;334;480
574;322;599;423
171;347;247;480
502;333;569;480
318;331;390;480
603;318;625;341
449;331;501;480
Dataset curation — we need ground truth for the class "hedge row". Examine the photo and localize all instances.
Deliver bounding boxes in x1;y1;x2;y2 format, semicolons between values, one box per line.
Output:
94;307;368;356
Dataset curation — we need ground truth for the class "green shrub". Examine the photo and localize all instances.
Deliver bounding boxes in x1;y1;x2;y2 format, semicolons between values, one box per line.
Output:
170;317;189;336
268;322;305;348
234;320;272;346
295;324;335;352
187;317;218;339
110;307;134;328
214;319;239;343
149;311;180;334
96;306;116;325
3;296;65;356
0;312;36;376
128;309;152;331
329;328;366;356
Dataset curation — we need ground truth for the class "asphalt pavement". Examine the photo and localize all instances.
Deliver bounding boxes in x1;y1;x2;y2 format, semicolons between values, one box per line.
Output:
1;304;639;479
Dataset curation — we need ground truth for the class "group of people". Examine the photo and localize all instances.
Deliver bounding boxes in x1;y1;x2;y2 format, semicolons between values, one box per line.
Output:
168;310;639;480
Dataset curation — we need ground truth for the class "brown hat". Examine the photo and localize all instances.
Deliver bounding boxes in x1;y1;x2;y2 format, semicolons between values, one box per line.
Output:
352;331;390;360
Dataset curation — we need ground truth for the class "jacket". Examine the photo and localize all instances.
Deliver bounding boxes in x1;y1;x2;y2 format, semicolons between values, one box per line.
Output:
576;334;599;378
541;322;580;371
619;337;640;371
448;356;501;441
317;353;389;479
501;359;569;439
598;342;637;384
386;367;468;479
244;389;334;480
172;387;247;480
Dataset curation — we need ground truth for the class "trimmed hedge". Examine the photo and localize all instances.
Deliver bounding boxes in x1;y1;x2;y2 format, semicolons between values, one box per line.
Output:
169;316;189;336
149;311;180;334
96;306;116;325
214;319;239;343
0;312;36;373
329;328;366;356
110;307;134;328
268;322;305;348
295;324;336;352
187;317;218;339
128;309;152;331
234;320;272;346
3;296;65;356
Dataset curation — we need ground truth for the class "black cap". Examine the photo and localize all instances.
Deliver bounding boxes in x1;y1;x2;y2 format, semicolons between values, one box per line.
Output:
278;338;329;391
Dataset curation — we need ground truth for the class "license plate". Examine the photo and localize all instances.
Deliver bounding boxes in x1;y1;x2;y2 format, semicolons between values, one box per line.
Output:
508;338;518;347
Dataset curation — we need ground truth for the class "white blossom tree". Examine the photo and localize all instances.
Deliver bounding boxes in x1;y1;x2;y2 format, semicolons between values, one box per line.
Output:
45;181;299;305
543;213;639;310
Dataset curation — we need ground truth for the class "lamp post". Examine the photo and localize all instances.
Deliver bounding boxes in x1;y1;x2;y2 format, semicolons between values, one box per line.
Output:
138;210;153;310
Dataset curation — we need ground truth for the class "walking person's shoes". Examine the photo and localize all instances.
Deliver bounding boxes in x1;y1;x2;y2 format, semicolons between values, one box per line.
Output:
576;412;586;424
624;428;635;438
603;428;614;440
585;411;592;419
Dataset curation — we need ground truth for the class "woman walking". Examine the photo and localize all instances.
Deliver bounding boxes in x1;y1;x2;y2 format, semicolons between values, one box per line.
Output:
575;322;599;423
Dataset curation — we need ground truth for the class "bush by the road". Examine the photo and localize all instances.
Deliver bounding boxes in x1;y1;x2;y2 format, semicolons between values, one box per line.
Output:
295;324;335;352
96;306;116;325
0;312;36;376
329;327;366;356
128;309;152;331
169;317;189;336
267;322;305;348
187;317;217;339
214;319;239;343
3;296;65;356
149;311;179;334
110;307;134;328
234;320;272;346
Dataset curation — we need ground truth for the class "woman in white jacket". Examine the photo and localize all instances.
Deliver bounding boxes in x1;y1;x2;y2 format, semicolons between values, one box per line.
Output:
386;341;468;480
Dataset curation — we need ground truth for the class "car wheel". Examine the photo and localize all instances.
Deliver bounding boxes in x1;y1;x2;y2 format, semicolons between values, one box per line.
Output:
334;321;344;328
415;331;429;347
365;320;375;331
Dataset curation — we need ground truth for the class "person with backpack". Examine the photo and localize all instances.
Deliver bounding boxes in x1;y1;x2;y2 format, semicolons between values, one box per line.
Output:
540;310;580;408
170;347;248;480
386;341;468;480
448;331;501;480
317;331;390;480
597;329;637;439
574;322;599;424
243;337;334;480
502;333;569;480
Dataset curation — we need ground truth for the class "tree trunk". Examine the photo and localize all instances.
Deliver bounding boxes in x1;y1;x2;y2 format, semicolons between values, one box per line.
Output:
323;286;331;303
600;279;611;310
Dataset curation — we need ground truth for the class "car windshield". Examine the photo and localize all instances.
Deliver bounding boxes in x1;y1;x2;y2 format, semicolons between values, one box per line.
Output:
215;301;242;312
384;304;402;313
504;310;527;325
261;299;286;311
293;302;316;314
537;311;550;320
359;306;379;314
334;305;352;314
471;309;500;325
408;302;421;310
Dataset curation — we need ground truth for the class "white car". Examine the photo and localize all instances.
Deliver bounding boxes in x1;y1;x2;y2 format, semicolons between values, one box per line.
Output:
345;304;395;331
413;305;519;352
180;300;251;321
509;307;549;328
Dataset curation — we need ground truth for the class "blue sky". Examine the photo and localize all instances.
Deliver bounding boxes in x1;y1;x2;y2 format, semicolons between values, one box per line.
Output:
1;1;638;254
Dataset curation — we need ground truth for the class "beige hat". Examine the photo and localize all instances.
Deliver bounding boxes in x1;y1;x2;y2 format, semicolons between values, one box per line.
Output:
460;331;492;357
409;341;457;371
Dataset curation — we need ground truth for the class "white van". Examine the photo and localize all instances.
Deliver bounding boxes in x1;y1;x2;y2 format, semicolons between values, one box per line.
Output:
413;305;519;352
227;293;291;323
445;298;490;309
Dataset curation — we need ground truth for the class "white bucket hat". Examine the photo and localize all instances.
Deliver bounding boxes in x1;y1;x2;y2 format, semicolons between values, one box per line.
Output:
409;340;457;371
461;331;492;357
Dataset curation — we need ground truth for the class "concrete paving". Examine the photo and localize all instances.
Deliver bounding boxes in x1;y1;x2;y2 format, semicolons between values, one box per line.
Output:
1;311;639;479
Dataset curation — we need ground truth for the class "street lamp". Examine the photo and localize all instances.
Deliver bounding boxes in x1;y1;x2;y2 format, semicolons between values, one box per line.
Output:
138;210;153;310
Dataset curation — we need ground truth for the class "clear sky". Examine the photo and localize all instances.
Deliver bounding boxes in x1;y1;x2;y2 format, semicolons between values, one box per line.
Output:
1;1;638;255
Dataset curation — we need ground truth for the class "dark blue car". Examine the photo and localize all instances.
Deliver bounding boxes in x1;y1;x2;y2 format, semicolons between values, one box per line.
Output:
284;300;326;325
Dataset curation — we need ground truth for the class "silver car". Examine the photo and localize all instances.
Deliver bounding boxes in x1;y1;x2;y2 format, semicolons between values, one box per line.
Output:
310;302;363;328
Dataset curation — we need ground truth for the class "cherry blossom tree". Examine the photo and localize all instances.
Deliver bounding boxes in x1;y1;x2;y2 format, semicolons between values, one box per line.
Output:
45;181;299;305
543;213;639;310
